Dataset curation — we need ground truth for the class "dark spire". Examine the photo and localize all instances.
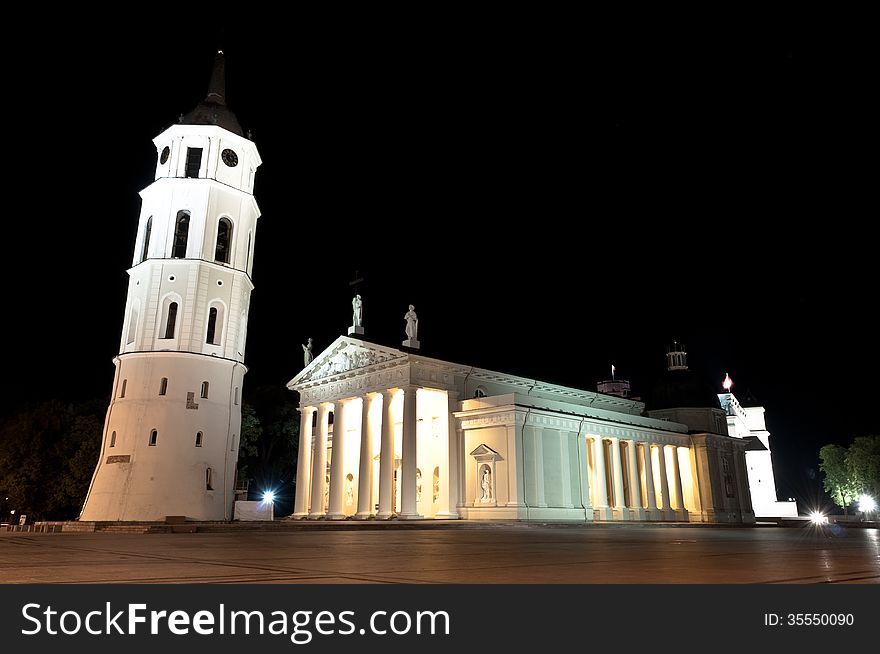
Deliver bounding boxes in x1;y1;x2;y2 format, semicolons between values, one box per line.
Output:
205;50;227;105
180;50;243;136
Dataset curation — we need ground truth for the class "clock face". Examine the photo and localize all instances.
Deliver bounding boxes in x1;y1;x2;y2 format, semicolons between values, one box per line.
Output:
221;149;239;167
160;146;170;164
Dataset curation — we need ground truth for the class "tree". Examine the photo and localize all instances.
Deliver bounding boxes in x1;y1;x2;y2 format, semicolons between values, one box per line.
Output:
236;385;299;515
0;399;104;521
847;435;880;500
818;444;858;514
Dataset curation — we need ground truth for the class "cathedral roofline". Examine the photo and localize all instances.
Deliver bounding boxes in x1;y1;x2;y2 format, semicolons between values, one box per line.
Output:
288;335;644;414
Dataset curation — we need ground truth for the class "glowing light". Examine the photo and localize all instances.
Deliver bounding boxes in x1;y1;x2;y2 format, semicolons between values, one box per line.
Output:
262;491;275;504
809;511;827;526
611;364;616;380
858;495;876;513
722;373;733;392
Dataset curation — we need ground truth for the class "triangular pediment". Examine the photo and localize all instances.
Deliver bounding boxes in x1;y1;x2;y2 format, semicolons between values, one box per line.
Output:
469;444;500;460
288;336;407;388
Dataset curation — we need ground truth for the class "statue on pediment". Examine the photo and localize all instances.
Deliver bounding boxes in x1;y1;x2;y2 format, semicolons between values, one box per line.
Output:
302;338;313;367
352;295;363;328
404;305;418;341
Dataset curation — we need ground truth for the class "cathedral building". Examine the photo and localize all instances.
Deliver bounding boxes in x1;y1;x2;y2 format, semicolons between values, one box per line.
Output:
288;337;756;524
80;52;261;521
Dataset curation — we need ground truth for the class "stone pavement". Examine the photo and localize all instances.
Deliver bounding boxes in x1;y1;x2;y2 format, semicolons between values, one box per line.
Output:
1;522;878;584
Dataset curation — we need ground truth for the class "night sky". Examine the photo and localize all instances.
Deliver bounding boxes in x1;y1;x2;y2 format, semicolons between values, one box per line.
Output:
6;19;874;511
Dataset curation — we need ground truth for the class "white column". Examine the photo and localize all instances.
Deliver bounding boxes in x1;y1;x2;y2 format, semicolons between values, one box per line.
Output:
626;441;641;507
354;394;374;519
532;426;547;508
292;406;315;518
627;439;645;520
642;443;659;516
671;445;685;513
592;438;609;510
505;417;525;507
399;385;421;519
377;390;396;519
610;436;628;519
559;431;573;508
577;431;593;520
436;391;459;518
327;399;348;519
308;403;331;518
657;442;672;515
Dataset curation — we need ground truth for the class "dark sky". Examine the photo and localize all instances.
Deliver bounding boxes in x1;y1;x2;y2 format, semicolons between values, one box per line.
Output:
6;18;874;509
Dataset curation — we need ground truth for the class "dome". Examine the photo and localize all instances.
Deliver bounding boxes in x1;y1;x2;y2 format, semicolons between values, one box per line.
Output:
647;369;722;410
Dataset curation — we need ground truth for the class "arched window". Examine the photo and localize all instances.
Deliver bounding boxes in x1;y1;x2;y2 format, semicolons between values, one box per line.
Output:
172;211;190;258
200;381;209;399
110;431;117;448
206;467;214;490
473;387;487;399
215;217;232;263
159;378;168;395
234;387;240;405
245;231;252;272
126;307;139;345
195;431;203;447
163;302;178;339
149;430;158;446
119;379;127;398
206;307;218;344
141;217;152;262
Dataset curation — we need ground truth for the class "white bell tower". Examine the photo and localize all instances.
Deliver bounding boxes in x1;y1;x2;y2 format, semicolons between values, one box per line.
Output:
80;52;262;521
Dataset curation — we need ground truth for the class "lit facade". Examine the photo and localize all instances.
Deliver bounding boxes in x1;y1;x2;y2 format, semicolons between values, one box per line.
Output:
719;391;798;517
288;337;756;524
80;53;261;521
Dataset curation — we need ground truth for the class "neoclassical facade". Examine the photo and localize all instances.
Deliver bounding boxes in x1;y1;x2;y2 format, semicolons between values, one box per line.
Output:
288;336;755;524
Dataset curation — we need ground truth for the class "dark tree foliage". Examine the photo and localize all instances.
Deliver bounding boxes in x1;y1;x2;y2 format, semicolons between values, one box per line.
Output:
0;399;104;522
237;385;299;516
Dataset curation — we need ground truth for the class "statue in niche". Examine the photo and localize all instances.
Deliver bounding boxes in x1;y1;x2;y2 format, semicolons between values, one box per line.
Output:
324;474;330;510
480;465;492;502
416;468;422;503
352;295;363;328
345;474;354;506
302;338;313;367
404;304;418;341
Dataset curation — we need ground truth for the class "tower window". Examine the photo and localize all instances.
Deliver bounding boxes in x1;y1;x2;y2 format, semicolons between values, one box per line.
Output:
185;147;202;178
172;211;190;258
201;381;209;399
206;308;218;345
120;379;127;398
206;467;214;490
141;216;152;262
149;430;158;446
234;387;240;405
215;217;233;263
195;431;203;447
126;306;139;344
159;377;168;395
163;302;178;339
110;431;117;448
231;433;237;451
246;231;252;272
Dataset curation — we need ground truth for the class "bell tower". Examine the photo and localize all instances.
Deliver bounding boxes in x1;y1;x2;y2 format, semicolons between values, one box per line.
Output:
80;52;262;521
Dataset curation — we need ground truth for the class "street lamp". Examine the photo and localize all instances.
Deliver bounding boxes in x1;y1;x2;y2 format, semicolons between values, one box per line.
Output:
857;494;875;514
